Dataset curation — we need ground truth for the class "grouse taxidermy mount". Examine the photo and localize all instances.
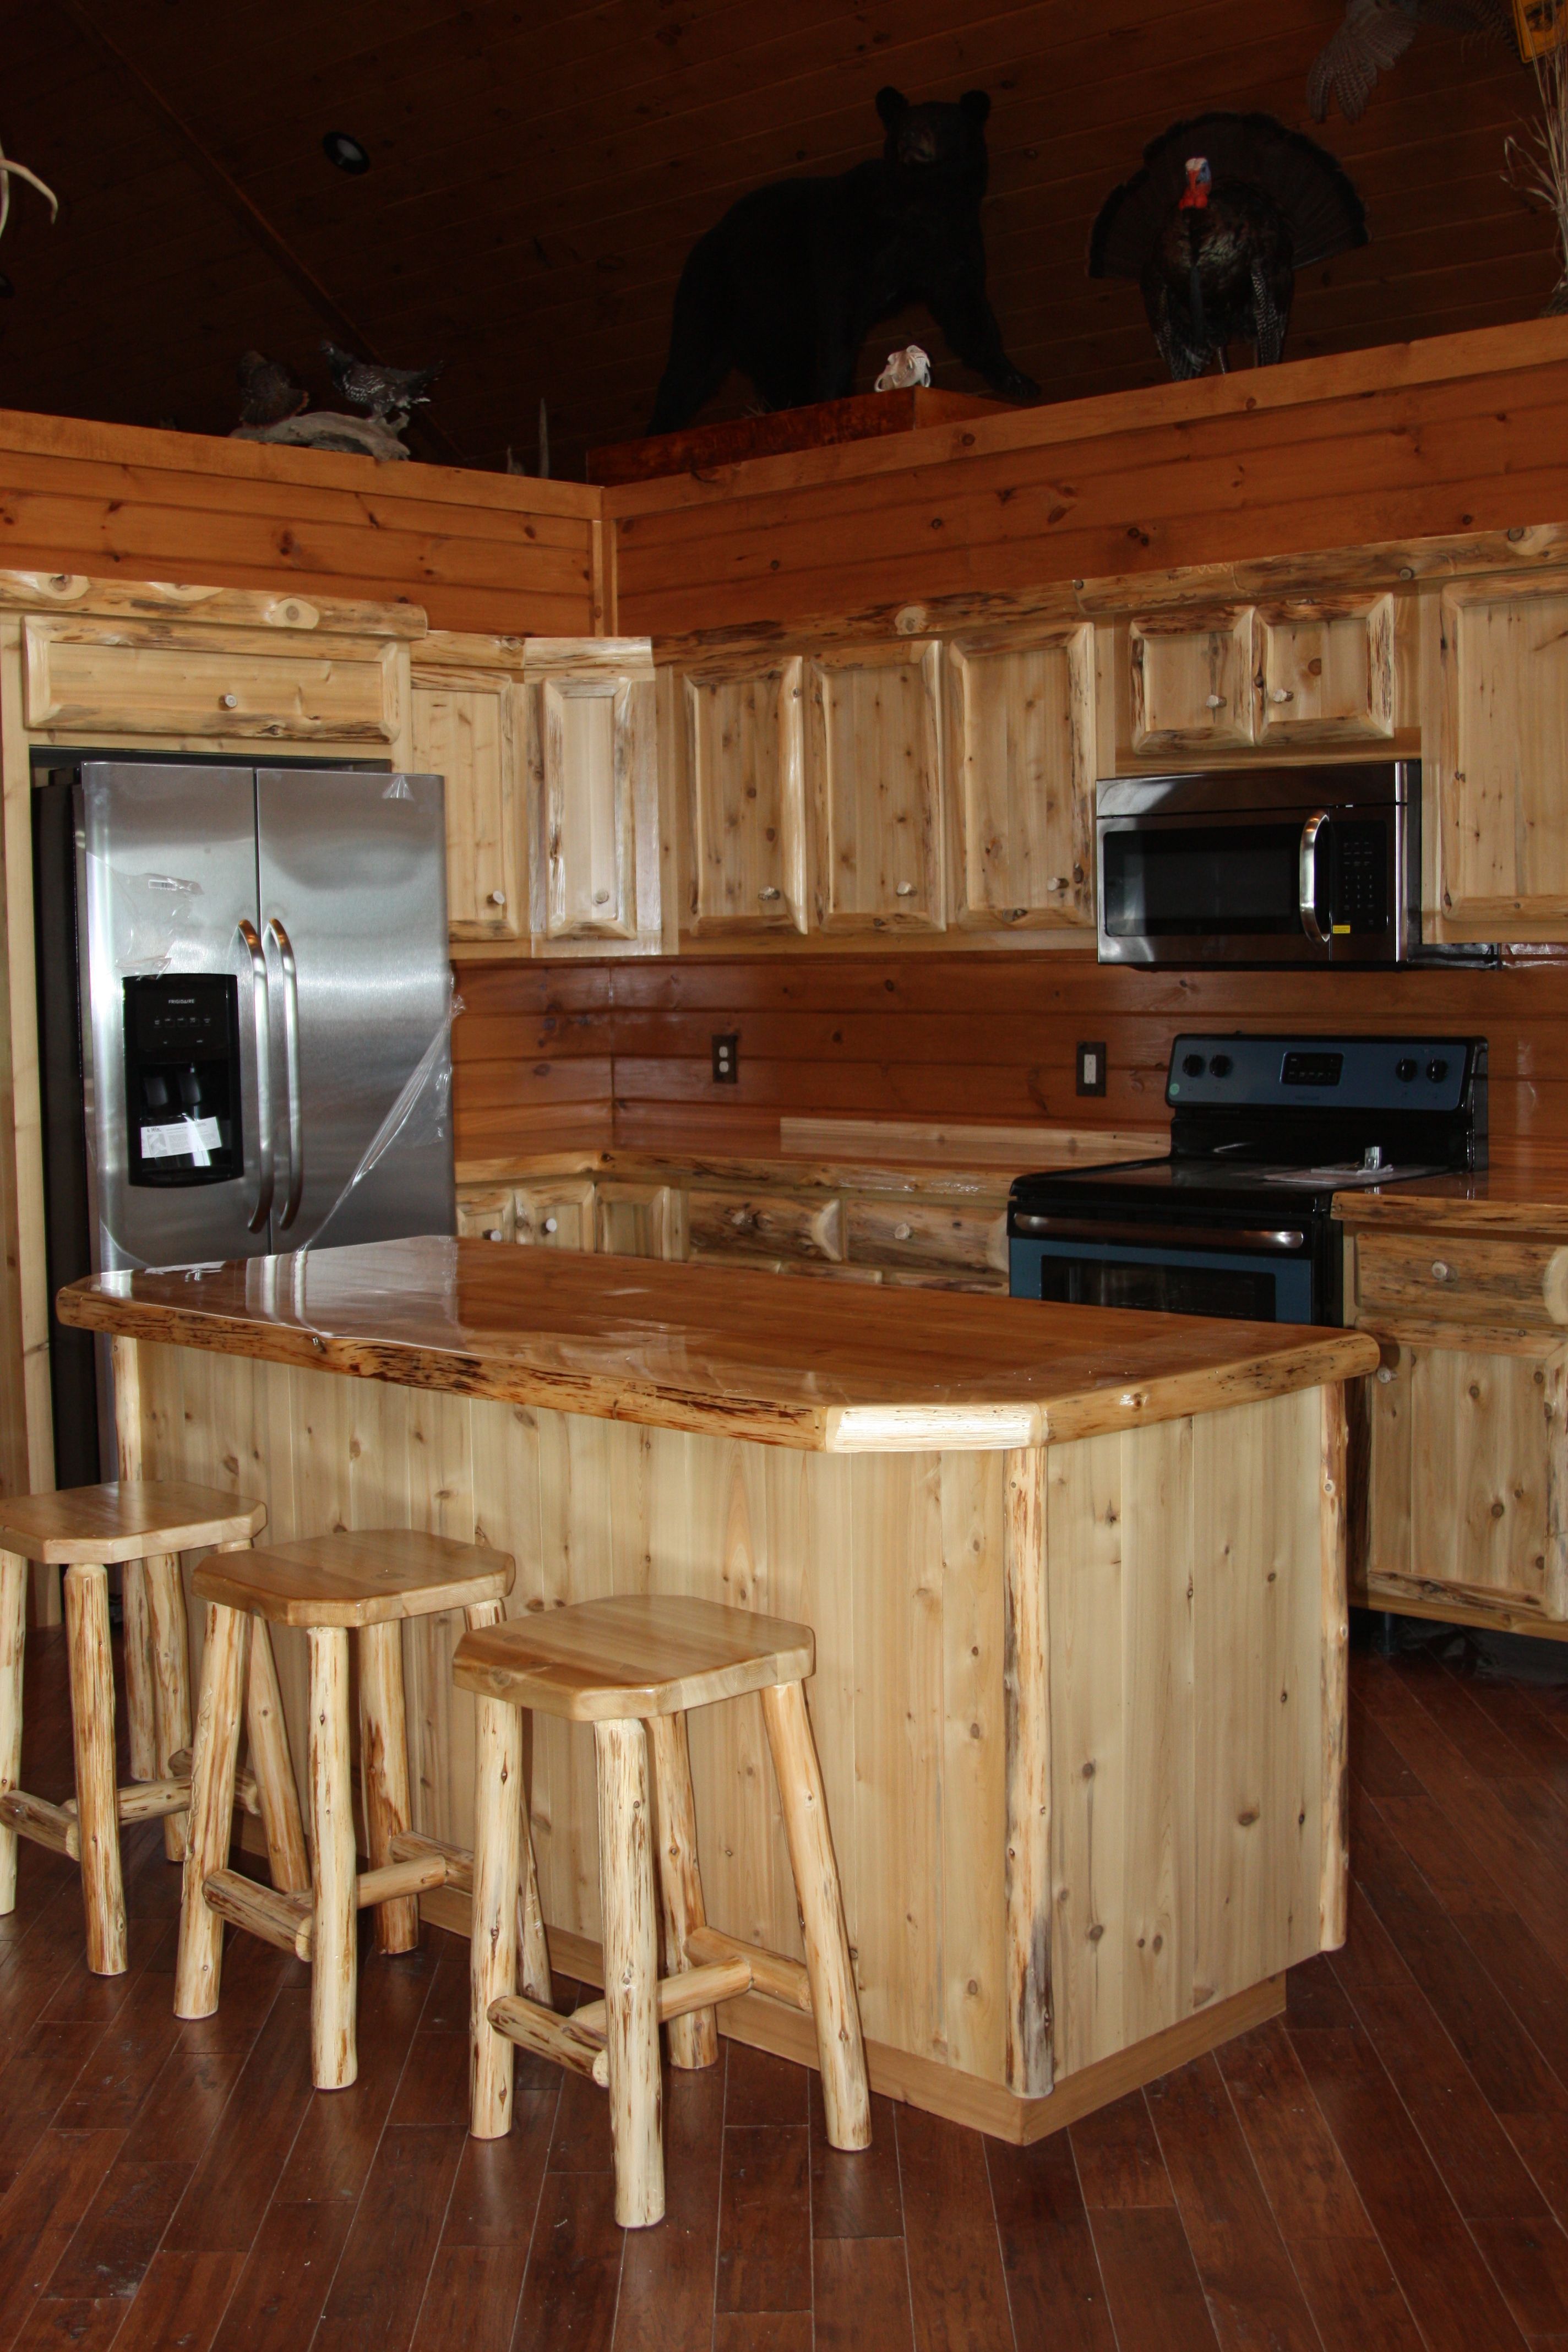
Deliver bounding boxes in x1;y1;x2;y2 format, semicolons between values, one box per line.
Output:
235;351;308;429
647;85;1037;435
1306;0;1511;125
1088;112;1368;381
320;342;444;429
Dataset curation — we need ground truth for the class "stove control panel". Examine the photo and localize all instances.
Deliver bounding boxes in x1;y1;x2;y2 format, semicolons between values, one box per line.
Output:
1166;1035;1484;1112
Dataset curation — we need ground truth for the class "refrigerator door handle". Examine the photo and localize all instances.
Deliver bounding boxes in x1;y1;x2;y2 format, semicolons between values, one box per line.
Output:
265;915;305;1231
236;919;275;1233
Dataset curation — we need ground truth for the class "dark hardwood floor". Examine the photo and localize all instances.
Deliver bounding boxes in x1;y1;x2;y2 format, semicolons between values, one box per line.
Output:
5;1621;1568;2350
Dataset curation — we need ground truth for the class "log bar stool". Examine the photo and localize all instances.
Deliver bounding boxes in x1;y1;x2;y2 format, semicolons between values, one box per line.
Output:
456;1593;870;2230
178;1528;514;2089
0;1480;275;1974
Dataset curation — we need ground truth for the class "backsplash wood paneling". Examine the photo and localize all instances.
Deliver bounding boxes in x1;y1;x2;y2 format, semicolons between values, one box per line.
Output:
452;952;1568;1167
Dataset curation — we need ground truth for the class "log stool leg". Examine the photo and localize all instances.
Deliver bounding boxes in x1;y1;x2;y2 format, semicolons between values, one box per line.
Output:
469;1689;521;2139
308;1626;358;2090
176;1601;251;2018
63;1563;127;1976
648;1712;718;2070
143;1552;192;1861
120;1559;157;1783
761;1680;870;2152
0;1548;24;1915
359;1621;418;1956
594;1717;663;2229
464;1597;551;2003
247;1623;309;1894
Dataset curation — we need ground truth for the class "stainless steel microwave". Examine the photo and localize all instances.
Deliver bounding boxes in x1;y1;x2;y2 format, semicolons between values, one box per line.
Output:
1097;761;1418;967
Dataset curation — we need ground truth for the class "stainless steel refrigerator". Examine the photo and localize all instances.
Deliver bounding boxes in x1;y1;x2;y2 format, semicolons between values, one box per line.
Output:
36;757;456;1482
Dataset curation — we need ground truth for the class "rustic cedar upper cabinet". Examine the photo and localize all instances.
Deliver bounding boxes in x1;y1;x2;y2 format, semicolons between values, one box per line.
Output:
410;631;660;955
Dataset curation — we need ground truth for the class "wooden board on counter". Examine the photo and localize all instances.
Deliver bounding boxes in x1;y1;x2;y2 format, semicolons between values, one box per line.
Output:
58;1237;1378;1455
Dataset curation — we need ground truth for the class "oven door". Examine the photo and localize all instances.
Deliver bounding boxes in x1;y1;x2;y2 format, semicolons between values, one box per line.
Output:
1009;1234;1319;1323
1098;802;1402;967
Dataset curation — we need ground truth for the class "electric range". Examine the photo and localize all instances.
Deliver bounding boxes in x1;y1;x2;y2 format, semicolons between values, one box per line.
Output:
1008;1034;1487;1325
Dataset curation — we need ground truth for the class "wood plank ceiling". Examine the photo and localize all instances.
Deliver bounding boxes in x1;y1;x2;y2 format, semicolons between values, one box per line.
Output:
0;0;1555;482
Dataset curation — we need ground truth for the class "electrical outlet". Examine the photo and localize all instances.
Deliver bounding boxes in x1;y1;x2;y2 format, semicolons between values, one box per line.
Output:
711;1032;739;1085
1076;1041;1107;1097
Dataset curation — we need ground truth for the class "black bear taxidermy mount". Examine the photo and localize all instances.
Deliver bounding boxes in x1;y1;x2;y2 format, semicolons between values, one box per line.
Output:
1088;112;1368;381
647;86;1038;435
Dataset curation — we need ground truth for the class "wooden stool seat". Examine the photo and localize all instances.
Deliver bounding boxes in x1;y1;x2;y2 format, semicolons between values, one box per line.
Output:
453;1593;815;1721
456;1592;869;2230
178;1527;516;2091
0;1480;266;1564
194;1528;514;1628
0;1479;281;1978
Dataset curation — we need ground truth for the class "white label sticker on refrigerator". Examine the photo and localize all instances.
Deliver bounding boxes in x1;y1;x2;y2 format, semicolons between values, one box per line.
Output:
140;1117;220;1166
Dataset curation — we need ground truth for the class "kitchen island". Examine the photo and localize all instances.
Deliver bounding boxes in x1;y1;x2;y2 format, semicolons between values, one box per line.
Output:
59;1239;1376;2141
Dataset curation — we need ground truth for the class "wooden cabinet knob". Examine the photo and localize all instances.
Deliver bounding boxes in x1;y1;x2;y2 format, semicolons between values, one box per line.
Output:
593;890;611;906
489;889;506;906
1431;1260;1453;1282
759;886;781;901
486;1228;503;1242
894;1223;913;1242
1204;693;1226;709
1270;687;1294;704
220;692;239;709
543;1217;558;1235
895;882;916;897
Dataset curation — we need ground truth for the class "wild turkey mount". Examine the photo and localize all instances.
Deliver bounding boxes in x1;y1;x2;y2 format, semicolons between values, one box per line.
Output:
1088;113;1368;380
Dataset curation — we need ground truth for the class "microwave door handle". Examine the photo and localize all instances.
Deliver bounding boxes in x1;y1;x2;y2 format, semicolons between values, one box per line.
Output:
265;916;305;1231
1298;811;1332;948
236;919;274;1233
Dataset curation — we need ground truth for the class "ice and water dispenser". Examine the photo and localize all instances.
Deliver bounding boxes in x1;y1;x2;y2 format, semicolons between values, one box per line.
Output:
122;974;243;1186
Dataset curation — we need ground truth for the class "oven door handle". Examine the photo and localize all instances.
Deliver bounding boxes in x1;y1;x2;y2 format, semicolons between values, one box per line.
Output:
1012;1213;1306;1253
1298;811;1332;947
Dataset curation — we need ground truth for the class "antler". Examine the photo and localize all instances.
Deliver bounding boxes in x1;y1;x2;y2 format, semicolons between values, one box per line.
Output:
0;138;59;245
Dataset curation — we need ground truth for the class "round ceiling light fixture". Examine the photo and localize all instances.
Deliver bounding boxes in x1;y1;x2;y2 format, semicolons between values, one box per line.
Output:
322;132;371;175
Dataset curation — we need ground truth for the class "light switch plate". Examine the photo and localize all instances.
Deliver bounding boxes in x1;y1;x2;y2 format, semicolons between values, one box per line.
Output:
1076;1041;1107;1097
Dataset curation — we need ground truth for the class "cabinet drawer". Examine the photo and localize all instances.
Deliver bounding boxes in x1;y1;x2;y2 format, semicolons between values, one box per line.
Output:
688;1188;843;1264
595;1182;683;1260
844;1196;1006;1276
1353;1230;1568;1331
514;1179;596;1250
23;616;402;742
456;1188;515;1242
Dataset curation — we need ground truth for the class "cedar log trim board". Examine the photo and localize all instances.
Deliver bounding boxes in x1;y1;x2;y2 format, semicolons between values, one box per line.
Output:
63;1255;1369;2137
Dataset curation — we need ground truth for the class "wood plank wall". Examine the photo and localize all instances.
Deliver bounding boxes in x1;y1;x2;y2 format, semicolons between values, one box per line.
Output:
0;410;600;636
451;951;1568;1167
609;320;1568;634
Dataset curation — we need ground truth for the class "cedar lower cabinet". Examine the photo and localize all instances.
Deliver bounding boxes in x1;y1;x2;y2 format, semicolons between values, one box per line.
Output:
1425;574;1568;943
806;641;945;933
944;624;1096;930
1349;1222;1568;1629
669;652;807;935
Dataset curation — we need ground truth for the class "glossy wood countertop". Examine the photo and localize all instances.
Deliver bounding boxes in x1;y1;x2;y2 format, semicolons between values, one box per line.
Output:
1334;1145;1568;1235
57;1238;1377;1455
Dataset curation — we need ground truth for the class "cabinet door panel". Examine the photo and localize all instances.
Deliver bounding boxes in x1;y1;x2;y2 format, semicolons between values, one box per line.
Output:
514;1179;596;1250
1361;1338;1567;1621
455;1187;515;1241
843;1195;1005;1276
680;657;806;935
1434;577;1568;937
688;1188;843;1264
22;616;402;742
525;642;659;947
807;643;944;933
412;674;524;941
1128;609;1255;755
594;1181;683;1259
946;627;1094;929
1255;595;1395;745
